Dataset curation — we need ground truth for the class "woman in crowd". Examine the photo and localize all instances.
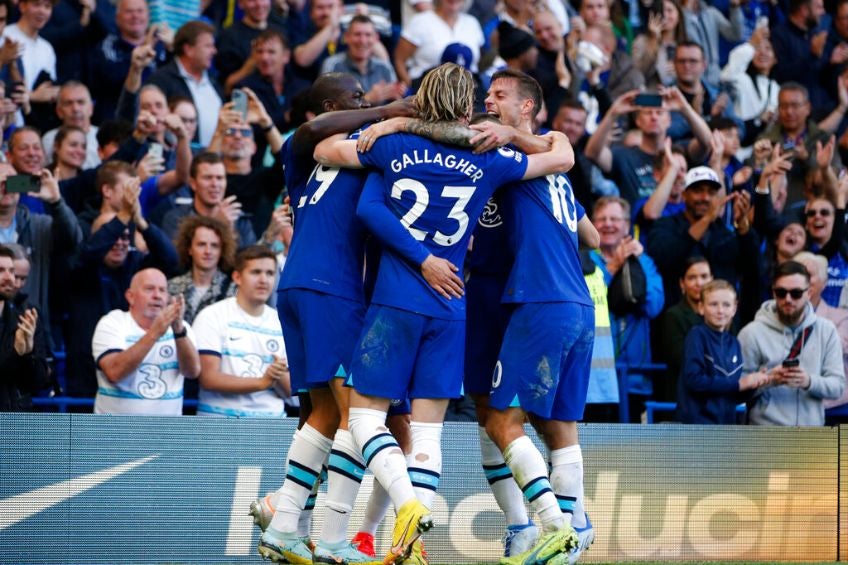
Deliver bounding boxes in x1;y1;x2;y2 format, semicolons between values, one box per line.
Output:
49;126;87;181
631;0;688;88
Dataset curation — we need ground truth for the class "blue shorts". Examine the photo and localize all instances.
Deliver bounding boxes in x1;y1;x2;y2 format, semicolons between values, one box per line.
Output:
465;274;511;396
490;302;594;421
277;288;365;391
348;304;465;400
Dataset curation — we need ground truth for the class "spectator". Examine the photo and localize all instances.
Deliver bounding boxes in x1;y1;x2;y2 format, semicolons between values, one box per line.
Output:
42;81;100;170
794;252;848;411
590;196;664;371
0;244;50;411
168;215;237;325
40;0;112;84
581;23;645;100
655;256;712;402
802;173;848;306
393;0;484;86
739;260;845;425
91;267;200;415
7;127;49;214
757;83;841;208
321;15;404;105
169;96;202;154
633;140;688;237
216;0;289;90
823;0;848;110
585;87;711;205
550;99;616;209
90;0;167;123
676;279;769;424
0;161;82;337
147;20;223;146
289;0;344;83
194;245;290;417
647;166;759;309
47;126;87;182
680;0;744;88
719;26;779;147
5;243;32;297
64;166;178;401
2;0;61;123
631;0;688;89
234;29;311;157
532;9;578;118
161;152;257;247
668;41;741;144
771;0;829;116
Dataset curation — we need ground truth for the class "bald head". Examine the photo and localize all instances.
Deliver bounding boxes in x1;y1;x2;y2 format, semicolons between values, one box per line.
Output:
126;268;168;326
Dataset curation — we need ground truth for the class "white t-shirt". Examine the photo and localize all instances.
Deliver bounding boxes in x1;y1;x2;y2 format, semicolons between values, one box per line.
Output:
401;10;484;81
2;24;56;89
193;297;287;418
92;310;196;415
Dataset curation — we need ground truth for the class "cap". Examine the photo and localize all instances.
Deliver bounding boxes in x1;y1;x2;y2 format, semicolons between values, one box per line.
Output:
684;166;722;190
441;43;474;69
497;21;536;60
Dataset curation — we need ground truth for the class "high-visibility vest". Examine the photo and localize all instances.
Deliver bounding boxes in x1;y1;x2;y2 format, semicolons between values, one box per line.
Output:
585;266;619;403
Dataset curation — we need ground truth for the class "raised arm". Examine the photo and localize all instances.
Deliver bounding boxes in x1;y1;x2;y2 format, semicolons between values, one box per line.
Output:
585;89;640;172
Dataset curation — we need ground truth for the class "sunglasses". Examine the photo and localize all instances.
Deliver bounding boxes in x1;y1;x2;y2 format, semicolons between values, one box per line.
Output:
225;127;253;137
805;208;832;218
773;287;807;299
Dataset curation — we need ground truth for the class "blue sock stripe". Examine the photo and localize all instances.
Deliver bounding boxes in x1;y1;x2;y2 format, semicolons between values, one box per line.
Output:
286;460;319;490
522;476;553;503
408;467;440;491
482;463;513;484
362;433;399;466
556;494;576;514
328;449;366;482
304;494;317;511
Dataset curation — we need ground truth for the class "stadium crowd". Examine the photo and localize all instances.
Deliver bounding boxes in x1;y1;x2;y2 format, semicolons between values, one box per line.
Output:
0;0;847;428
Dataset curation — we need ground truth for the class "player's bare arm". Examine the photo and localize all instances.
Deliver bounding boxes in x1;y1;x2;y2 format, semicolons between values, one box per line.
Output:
522;131;575;179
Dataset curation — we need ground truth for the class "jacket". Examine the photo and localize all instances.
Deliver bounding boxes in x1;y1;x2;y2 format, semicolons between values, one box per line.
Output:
738;300;845;425
0;299;50;411
676;323;749;424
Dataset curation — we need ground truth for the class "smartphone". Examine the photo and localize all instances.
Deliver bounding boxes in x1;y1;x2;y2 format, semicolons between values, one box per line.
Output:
232;89;248;121
6;174;40;193
147;142;163;160
782;358;800;368
634;92;663;107
781;141;796;160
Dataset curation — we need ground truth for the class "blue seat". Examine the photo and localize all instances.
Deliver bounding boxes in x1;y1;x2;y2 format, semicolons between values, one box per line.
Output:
616;363;668;423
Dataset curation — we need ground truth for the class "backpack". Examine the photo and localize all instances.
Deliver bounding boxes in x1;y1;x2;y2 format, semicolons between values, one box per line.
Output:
607;256;647;316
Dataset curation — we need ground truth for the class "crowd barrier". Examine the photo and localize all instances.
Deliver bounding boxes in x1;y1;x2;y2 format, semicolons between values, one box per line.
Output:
0;414;843;563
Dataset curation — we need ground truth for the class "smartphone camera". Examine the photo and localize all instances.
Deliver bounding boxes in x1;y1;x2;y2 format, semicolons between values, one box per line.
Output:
232;89;248;121
5;174;40;193
634;92;663;107
782;358;800;368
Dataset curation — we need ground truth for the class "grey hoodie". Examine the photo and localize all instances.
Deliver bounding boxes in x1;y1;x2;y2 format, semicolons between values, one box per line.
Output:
738;300;845;426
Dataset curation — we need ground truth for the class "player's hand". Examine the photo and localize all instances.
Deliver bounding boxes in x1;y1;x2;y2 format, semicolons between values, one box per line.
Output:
469;122;516;154
420;254;464;300
357;118;406;152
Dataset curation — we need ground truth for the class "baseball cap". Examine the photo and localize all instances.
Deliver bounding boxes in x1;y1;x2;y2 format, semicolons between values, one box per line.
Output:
441;43;474;69
684;166;722;190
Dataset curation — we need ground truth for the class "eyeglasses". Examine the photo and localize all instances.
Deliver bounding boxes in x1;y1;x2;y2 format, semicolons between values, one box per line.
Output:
225;127;253;137
805;208;832;218
773;287;808;299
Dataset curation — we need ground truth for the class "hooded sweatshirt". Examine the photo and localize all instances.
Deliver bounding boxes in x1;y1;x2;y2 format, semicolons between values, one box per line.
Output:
738;300;845;426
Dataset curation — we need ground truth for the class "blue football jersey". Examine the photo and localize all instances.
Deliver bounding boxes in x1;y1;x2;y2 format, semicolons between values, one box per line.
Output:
501;173;593;306
279;132;370;302
467;191;512;276
357;133;528;320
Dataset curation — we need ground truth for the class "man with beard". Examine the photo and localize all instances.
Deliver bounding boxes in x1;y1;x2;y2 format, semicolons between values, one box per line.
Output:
647;166;759;307
0;244;50;411
739;260;845;425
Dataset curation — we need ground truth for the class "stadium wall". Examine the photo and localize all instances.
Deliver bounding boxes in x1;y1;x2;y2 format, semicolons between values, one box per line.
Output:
0;414;841;563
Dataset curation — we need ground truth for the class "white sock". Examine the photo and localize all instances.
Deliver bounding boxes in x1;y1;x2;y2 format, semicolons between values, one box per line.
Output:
320;429;367;545
297;464;325;537
268;424;333;534
550;445;586;528
359;477;391;536
479;427;529;526
349;407;416;510
406;422;442;509
503;435;564;533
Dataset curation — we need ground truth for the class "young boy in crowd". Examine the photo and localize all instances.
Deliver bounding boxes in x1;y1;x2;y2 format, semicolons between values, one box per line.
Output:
677;280;770;424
